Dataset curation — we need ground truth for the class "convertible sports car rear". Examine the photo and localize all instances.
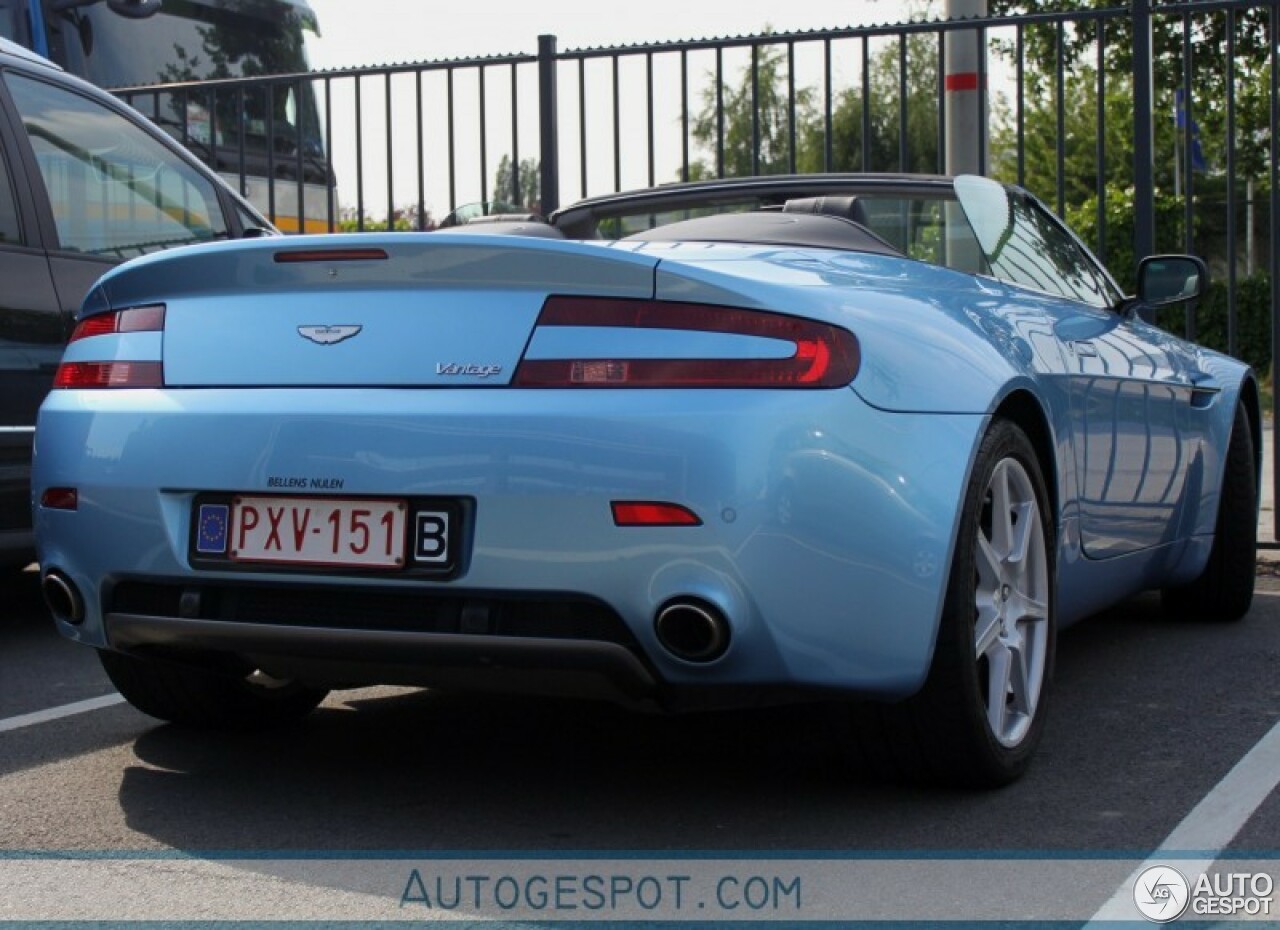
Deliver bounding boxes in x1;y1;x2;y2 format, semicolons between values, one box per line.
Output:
32;175;1259;787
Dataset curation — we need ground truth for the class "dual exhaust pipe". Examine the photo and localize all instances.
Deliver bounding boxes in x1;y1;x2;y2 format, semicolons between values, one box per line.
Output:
654;598;730;663
40;569;732;663
41;570;84;624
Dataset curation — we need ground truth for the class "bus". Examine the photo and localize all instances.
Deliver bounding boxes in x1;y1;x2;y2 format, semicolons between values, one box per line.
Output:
0;0;333;232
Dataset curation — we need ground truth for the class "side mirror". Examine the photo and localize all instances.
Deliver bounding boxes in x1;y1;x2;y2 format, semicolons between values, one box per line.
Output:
1137;254;1208;307
106;0;162;18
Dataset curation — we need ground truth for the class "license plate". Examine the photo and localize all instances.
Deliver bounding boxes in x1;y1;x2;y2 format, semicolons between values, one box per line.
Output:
228;495;409;569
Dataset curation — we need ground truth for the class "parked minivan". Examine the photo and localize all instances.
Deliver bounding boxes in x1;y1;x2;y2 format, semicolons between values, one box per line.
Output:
0;37;272;569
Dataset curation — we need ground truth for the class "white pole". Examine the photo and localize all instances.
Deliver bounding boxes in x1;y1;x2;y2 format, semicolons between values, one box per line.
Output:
944;0;988;176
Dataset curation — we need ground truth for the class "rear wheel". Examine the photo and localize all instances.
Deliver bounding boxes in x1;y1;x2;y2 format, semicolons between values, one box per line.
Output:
99;650;328;728
848;419;1055;787
1162;402;1256;622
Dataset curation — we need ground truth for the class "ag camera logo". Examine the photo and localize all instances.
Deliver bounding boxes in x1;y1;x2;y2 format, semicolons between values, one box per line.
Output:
1133;865;1190;922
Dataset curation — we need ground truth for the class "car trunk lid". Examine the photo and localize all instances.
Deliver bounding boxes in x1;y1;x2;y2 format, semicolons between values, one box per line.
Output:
93;235;658;388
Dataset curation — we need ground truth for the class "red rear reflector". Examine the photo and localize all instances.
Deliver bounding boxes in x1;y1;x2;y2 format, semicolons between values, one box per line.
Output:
53;361;163;389
611;502;702;527
40;488;78;510
68;305;165;343
274;248;389;263
514;297;859;388
40;491;79;511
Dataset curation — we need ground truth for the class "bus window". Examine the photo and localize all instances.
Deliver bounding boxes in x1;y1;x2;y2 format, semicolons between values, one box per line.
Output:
0;0;29;45
39;0;330;232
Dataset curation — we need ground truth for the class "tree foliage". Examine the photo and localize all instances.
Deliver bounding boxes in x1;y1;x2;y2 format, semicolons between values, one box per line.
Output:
493;155;541;211
687;34;939;180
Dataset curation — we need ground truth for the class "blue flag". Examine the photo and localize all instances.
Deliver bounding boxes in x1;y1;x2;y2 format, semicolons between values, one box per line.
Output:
1174;87;1209;173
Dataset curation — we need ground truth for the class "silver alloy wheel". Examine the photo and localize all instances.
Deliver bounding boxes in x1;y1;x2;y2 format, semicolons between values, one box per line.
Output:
973;456;1050;748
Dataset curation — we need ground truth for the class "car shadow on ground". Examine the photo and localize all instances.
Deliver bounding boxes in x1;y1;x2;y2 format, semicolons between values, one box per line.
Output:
105;588;1280;862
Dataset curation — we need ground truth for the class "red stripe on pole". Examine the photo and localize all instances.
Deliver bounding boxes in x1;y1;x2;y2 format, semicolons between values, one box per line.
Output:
945;72;983;92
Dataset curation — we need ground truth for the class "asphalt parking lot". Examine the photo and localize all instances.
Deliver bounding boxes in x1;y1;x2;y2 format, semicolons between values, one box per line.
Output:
2;435;1279;923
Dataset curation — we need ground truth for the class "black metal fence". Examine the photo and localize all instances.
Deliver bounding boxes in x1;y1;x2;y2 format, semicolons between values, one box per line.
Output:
113;1;1278;375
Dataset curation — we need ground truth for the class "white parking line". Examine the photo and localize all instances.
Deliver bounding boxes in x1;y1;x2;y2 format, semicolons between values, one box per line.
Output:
0;693;126;734
1087;716;1280;923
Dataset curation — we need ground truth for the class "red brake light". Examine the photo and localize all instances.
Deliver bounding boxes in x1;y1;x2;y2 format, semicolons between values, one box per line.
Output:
53;362;163;389
68;305;165;343
274;248;388;263
513;297;859;388
611;502;702;527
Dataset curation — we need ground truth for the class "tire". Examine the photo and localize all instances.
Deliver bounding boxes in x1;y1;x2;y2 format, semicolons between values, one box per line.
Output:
99;649;328;729
1162;402;1257;622
848;418;1055;788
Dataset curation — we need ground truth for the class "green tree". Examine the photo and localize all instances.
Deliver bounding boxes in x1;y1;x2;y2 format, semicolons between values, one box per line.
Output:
988;3;1272;185
688;34;939;179
688;43;818;178
493;155;541;211
799;33;939;174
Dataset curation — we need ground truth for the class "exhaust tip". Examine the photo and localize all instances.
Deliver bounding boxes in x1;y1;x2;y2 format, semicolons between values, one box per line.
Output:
42;570;84;624
654;599;730;663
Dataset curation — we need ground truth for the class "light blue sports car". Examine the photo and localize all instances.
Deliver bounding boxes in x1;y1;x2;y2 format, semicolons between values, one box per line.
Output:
32;174;1259;786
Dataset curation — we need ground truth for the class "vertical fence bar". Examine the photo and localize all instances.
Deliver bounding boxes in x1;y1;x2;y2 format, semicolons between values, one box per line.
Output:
511;62;521;207
265;86;278;224
977;24;987;173
1226;9;1238;358
716;47;725;177
898;33;908;172
446;68;456;213
235;86;247;198
861;35;871;170
751;44;760;175
1096;20;1107;263
1181;13;1195;340
647;51;656;187
824;38;833;171
385;72;394;227
479;66;489;205
578;57;587;199
538;35;560;213
355;76;365;230
323;77;333;231
787;41;797;174
1055;21;1065;217
1133;0;1157;276
1016;23;1025;186
681;50;690;182
612;55;621;191
295;78;305;233
937;33;946;175
415;70;425;230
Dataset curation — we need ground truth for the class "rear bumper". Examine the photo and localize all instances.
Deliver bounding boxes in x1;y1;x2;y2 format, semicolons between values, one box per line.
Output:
34;387;984;703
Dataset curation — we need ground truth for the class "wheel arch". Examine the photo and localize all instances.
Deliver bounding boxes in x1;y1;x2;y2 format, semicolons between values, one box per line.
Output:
1238;373;1263;502
991;389;1059;532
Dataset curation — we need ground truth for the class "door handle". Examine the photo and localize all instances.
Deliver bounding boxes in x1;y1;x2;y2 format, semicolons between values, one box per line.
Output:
1072;341;1098;358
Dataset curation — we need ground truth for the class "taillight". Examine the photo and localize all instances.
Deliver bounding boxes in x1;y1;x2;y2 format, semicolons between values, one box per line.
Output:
512;297;859;388
57;305;165;388
53;362;163;389
68;305;165;343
